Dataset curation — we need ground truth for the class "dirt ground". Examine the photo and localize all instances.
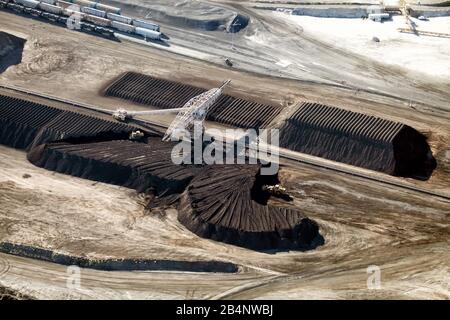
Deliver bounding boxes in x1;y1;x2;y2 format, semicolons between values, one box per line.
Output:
277;14;450;80
0;145;448;299
0;4;449;299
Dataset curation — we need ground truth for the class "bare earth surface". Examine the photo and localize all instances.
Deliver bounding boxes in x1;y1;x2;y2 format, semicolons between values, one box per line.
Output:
0;146;449;299
0;2;449;299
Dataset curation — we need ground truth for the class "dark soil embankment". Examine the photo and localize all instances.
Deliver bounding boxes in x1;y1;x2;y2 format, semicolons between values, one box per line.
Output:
0;32;25;74
0;242;238;273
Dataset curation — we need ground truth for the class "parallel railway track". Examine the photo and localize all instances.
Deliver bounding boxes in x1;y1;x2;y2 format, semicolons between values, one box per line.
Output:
0;83;449;202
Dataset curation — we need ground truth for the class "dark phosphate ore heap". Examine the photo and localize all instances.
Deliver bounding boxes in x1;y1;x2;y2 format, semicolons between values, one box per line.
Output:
104;72;281;129
0;93;322;252
179;165;320;251
280;102;436;180
0;94;137;150
28;137;201;195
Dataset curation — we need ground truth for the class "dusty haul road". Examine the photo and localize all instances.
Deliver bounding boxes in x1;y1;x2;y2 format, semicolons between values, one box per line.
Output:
0;1;449;300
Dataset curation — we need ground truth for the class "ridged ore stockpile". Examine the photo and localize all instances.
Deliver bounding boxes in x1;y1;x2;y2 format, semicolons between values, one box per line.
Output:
28;137;201;195
280;102;436;179
0;95;64;149
104;72;281;129
0;94;138;150
28;109;138;149
179;165;320;251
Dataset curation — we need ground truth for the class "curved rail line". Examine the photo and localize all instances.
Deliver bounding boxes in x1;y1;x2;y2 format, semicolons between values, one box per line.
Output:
0;83;448;202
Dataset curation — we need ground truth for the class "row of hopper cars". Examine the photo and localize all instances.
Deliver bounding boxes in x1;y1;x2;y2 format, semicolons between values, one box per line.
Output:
0;0;163;41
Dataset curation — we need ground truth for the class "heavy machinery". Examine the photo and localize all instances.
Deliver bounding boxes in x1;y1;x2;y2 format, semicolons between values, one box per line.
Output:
112;80;232;142
262;184;289;197
225;58;233;67
163;80;231;142
129;130;145;140
112;107;191;122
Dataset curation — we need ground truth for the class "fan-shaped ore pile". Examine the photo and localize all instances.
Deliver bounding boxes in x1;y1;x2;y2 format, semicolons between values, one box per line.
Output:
0;94;322;251
179;165;320;250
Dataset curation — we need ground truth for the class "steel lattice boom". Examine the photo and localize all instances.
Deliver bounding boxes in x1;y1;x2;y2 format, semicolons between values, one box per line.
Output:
162;80;231;142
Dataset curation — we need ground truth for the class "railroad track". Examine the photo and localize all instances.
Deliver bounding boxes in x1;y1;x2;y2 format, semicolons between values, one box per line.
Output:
1;83;449;202
0;83;168;134
279;149;450;202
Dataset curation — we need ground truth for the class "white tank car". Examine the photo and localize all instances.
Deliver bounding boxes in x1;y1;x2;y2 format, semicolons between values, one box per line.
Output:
15;0;40;9
111;21;135;34
107;12;132;25
81;6;106;18
39;2;62;15
40;0;56;4
135;27;161;40
132;19;160;32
